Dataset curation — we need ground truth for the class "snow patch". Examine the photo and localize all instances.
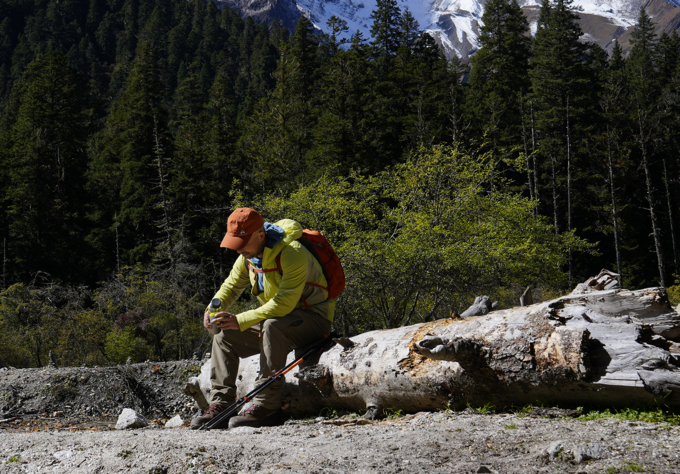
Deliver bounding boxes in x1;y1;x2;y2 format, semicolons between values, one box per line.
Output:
295;0;654;58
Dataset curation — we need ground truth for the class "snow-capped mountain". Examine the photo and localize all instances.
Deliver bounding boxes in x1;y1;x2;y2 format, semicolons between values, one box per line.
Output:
217;0;680;58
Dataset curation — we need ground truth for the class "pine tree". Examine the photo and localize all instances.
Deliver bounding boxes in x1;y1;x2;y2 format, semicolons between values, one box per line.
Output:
89;20;171;266
468;0;531;144
658;32;680;278
168;64;210;255
446;56;469;144
370;0;402;65
529;0;596;284
324;15;349;56
467;0;531;197
627;7;666;286
595;40;628;285
290;16;319;100
3;51;92;282
238;44;314;194
400;8;419;50
310;22;374;172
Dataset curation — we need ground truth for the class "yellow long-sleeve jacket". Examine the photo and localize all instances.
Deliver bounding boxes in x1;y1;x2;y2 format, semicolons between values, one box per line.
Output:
212;219;335;331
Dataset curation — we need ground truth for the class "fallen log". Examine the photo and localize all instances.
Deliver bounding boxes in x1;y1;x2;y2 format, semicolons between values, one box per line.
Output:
185;270;680;415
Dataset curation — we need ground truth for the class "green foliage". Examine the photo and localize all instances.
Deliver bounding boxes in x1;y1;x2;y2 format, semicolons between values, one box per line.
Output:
0;263;208;367
94;266;207;363
668;285;680;307
468;402;497;414
468;0;531;149
383;408;405;419
0;279;102;368
577;407;680;425
246;145;587;333
2;50;93;283
622;461;644;472
8;455;20;463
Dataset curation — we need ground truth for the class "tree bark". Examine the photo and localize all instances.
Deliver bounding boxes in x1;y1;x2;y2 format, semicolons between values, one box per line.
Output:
520;93;534;206
606;125;623;286
636;99;666;287
530;101;539;206
661;154;679;276
551;153;559;233
187;271;680;415
566;95;573;286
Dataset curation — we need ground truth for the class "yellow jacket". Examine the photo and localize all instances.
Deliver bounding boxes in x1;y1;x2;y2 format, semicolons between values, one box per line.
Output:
212;219;335;330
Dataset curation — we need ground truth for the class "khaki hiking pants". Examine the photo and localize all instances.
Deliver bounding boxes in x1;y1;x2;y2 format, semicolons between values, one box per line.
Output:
209;309;331;410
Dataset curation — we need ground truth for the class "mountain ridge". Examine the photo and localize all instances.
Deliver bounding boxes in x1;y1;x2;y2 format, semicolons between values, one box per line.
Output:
215;0;680;58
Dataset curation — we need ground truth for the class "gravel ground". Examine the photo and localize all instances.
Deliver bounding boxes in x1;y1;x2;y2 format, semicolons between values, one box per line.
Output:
0;361;203;421
1;411;679;473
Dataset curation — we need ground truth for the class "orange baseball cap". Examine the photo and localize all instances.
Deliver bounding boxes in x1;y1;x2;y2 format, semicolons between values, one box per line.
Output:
220;208;264;250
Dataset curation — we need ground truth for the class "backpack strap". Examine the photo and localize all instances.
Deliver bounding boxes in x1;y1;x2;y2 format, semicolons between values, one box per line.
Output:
246;256;282;274
246;253;325;312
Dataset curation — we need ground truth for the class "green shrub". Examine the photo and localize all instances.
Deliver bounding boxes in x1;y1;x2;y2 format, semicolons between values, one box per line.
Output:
241;145;591;333
667;285;680;307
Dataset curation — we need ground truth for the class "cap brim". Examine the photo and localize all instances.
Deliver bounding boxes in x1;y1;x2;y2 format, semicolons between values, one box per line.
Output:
220;233;250;250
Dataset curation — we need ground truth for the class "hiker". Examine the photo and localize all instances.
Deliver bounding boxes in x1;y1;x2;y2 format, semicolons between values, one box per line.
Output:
190;208;335;429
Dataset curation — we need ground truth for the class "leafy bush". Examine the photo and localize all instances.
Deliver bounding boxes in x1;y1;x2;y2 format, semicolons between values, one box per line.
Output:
667;284;679;308
95;266;207;363
243;145;591;334
0;263;210;367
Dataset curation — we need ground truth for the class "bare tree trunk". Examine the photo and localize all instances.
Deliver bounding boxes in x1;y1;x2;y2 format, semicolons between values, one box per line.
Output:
115;214;120;274
531;101;539;206
636;100;666;287
520;93;534;207
551;154;559;234
152;114;173;264
449;83;463;144
606;125;623;286
2;237;6;290
662;155;679;276
566;95;573;286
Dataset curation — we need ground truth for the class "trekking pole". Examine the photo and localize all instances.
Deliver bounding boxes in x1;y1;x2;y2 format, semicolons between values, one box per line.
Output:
200;332;338;430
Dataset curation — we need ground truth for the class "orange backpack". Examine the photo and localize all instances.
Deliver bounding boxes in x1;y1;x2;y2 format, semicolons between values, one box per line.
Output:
297;229;346;300
246;229;346;304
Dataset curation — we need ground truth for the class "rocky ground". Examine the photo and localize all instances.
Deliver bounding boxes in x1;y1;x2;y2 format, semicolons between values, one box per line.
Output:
0;360;204;422
1;361;679;473
1;411;679;473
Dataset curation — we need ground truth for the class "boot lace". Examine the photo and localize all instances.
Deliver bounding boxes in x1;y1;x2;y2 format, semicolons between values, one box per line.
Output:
241;404;263;416
204;404;223;416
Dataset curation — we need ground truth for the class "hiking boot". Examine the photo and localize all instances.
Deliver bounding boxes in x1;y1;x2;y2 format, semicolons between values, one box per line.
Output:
190;404;232;430
228;404;283;429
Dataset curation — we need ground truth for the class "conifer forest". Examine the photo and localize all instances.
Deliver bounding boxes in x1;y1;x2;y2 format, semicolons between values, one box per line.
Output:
0;0;679;368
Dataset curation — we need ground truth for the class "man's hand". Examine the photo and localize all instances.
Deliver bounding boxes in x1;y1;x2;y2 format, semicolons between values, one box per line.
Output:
211;312;240;331
203;310;214;330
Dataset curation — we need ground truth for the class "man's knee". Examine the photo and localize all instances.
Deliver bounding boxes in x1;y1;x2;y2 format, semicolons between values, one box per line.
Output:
213;328;242;350
262;316;294;335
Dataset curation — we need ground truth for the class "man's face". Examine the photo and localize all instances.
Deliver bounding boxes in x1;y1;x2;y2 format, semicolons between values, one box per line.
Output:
236;229;266;259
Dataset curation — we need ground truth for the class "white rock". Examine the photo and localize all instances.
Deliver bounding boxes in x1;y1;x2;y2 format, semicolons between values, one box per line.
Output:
164;415;183;428
229;426;259;434
53;450;74;462
574;443;603;463
548;441;566;459
115;408;147;430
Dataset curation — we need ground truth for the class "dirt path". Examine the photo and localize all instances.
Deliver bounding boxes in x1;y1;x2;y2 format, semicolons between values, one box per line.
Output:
1;411;679;473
